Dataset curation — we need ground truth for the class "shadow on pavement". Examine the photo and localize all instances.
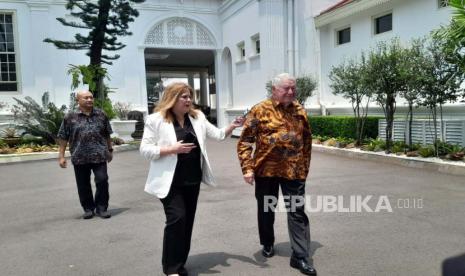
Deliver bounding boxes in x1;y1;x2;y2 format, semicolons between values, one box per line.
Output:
186;252;269;275
253;241;323;265
72;207;130;219
109;207;130;217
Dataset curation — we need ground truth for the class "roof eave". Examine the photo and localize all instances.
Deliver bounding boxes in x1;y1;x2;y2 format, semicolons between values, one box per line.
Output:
315;0;392;28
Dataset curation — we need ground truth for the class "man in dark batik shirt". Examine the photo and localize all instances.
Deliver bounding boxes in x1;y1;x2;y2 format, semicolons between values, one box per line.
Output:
58;90;113;219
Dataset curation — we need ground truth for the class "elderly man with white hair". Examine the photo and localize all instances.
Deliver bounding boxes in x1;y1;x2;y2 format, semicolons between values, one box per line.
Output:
57;90;113;219
237;73;316;275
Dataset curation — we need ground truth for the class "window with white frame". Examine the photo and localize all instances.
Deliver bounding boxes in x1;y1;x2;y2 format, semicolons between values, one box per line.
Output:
336;27;351;45
251;34;260;55
438;0;449;8
237;41;245;61
0;12;18;92
374;13;392;35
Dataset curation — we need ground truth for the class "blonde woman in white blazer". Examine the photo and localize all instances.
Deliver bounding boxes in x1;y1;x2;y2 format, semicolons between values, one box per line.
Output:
140;82;243;276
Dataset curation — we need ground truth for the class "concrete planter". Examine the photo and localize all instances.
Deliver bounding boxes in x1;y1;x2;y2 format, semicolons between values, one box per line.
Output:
2;137;21;147
110;120;137;142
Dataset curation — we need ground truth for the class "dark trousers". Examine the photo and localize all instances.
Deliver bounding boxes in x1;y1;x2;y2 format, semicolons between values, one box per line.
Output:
160;183;201;274
255;177;311;259
73;162;109;211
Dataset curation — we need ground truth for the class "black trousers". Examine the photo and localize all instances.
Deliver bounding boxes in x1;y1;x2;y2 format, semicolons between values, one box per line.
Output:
160;183;200;274
73;162;109;211
255;177;311;259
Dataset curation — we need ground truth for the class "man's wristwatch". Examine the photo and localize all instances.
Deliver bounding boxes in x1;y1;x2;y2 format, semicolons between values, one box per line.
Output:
108;148;114;152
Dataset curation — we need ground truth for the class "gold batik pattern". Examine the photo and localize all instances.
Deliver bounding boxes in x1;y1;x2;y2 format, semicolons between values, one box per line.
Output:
237;99;312;180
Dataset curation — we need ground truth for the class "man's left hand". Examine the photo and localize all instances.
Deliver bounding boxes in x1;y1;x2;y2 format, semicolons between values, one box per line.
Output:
107;151;113;163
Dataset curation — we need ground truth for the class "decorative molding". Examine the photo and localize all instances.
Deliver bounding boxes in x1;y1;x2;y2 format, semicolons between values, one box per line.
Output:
144;17;216;49
315;0;392;28
137;3;217;14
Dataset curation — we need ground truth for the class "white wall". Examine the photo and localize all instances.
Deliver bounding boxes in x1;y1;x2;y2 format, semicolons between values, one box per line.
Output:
0;0;222;114
221;0;266;109
318;0;453;112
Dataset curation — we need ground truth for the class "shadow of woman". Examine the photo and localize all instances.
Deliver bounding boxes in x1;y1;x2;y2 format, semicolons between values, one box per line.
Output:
185;252;269;275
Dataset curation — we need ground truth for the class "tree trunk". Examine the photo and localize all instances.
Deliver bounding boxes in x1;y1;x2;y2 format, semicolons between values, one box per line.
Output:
385;94;395;153
439;103;444;142
89;0;111;100
432;106;438;157
408;103;413;150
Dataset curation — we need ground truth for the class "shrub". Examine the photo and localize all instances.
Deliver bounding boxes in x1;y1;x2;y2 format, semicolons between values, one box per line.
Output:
418;146;435;157
20;135;44;146
113;102;131;120
361;138;386;152
391;141;408;154
11;92;67;145
1;127;19;138
309;116;382;140
434;140;463;156
95;98;116;120
335;136;355;148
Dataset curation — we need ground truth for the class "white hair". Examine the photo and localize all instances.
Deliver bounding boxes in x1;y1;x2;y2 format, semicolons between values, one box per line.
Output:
75;90;92;99
271;73;296;87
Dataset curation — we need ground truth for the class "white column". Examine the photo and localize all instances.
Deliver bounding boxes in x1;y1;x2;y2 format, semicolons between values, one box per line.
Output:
214;49;227;128
199;71;208;106
261;0;287;78
187;73;194;89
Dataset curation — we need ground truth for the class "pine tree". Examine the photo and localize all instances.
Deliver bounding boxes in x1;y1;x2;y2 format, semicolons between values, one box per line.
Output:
44;0;145;100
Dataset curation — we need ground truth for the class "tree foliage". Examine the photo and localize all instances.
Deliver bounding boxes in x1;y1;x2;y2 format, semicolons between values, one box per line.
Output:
44;0;145;100
330;55;371;145
401;38;429;149
365;38;408;153
417;36;462;155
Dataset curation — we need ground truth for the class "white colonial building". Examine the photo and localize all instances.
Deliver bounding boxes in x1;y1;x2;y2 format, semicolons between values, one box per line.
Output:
0;0;462;128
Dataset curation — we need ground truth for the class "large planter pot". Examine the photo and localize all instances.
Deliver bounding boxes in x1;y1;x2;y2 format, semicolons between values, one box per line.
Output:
2;137;21;147
110;120;137;142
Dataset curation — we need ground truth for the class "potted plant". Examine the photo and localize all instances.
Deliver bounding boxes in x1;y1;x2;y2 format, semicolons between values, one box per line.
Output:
110;102;137;142
1;127;21;147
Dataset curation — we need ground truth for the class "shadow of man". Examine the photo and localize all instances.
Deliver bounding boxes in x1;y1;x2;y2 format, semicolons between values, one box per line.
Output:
185;251;269;275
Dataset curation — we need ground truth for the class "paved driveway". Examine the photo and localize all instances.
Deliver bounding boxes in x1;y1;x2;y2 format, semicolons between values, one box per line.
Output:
1;138;464;276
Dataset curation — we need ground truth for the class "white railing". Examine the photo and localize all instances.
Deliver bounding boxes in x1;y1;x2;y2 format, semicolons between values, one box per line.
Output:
379;119;465;147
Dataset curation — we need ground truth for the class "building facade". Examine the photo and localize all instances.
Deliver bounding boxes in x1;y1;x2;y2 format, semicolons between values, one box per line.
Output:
0;0;462;128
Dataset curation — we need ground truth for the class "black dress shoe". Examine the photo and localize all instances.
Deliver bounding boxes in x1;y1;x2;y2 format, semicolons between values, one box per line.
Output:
290;257;317;275
96;209;111;219
178;266;188;276
262;245;274;258
82;209;94;219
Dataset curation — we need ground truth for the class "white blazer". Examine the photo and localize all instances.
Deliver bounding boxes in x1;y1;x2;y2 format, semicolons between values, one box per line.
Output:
140;111;226;198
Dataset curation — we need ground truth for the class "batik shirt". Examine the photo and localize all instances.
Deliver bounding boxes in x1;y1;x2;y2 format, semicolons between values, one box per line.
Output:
57;108;113;165
237;99;312;180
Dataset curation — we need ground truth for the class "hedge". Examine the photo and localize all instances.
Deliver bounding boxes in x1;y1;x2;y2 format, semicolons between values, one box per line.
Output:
308;115;382;139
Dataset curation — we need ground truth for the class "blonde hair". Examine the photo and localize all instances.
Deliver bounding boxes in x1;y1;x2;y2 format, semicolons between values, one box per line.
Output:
154;82;198;122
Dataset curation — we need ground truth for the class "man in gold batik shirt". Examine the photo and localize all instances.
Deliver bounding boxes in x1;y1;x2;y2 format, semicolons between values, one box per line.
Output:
237;73;316;276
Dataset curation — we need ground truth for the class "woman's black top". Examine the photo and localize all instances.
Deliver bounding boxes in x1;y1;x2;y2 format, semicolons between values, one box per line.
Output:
171;114;202;186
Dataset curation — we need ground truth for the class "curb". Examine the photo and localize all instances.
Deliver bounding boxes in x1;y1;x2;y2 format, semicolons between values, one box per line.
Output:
0;143;140;165
312;144;465;176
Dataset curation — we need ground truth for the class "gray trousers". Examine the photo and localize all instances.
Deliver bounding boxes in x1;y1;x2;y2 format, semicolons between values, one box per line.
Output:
255;177;311;259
